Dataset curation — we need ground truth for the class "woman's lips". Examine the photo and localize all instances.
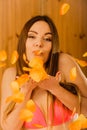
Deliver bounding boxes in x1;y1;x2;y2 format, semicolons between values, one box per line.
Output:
33;50;43;56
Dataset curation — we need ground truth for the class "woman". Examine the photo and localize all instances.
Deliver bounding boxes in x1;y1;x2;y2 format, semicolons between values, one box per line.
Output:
1;15;87;130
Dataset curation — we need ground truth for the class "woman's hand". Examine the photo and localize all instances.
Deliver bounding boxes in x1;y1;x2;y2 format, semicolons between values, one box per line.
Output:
20;78;38;95
38;72;61;92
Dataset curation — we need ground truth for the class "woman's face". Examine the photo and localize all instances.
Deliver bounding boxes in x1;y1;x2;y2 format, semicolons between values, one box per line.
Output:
26;21;52;63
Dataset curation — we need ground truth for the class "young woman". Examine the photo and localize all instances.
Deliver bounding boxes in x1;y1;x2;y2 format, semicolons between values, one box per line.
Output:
1;15;87;130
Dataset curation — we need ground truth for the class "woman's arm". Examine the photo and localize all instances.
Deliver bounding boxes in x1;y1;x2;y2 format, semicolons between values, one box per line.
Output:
38;53;87;116
80;96;87;117
38;75;80;113
59;53;87;97
59;53;87;116
0;67;37;130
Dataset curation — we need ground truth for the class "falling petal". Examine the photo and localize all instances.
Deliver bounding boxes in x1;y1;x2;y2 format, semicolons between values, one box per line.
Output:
16;74;29;86
20;109;34;122
83;52;87;57
70;67;77;81
26;100;36;112
33;124;43;128
29;68;42;82
6;92;24;103
78;114;87;128
29;57;43;68
6;96;13;103
60;3;70;15
0;50;7;61
69;114;87;130
75;58;87;67
10;81;20;93
33;50;42;56
29;68;48;82
11;50;19;64
12;92;24;102
28;57;48;82
69;120;81;130
23;67;30;72
0;62;6;68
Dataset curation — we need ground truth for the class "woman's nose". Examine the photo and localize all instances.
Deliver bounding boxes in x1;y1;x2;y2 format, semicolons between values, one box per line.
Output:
35;39;43;47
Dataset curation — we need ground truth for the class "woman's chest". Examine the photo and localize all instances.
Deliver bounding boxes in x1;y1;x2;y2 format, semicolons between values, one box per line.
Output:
31;87;48;122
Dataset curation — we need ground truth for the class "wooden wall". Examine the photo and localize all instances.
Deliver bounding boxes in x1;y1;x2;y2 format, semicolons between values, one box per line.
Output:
0;0;87;129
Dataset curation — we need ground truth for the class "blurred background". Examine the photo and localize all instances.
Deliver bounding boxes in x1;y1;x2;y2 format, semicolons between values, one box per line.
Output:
0;0;87;129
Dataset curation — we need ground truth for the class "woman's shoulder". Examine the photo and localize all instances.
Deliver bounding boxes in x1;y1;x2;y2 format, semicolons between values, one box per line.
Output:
1;67;17;102
2;67;17;81
59;52;76;67
3;67;16;74
58;52;78;81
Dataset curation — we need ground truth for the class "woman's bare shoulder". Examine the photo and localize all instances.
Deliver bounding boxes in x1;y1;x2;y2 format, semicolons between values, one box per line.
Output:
59;52;75;65
58;53;87;94
2;67;16;78
3;66;16;74
58;52;79;71
1;67;17;89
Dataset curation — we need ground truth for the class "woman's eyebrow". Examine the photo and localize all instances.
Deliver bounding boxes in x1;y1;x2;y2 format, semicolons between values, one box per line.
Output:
45;32;52;35
28;31;52;35
28;30;38;34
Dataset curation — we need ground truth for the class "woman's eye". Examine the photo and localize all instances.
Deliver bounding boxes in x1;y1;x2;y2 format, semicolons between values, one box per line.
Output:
44;37;52;42
28;35;35;39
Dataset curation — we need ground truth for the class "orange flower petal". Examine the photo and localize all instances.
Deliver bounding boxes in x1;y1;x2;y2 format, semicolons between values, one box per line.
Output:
69;114;87;130
20;109;34;122
23;67;30;72
69;120;81;130
11;50;19;64
29;57;43;68
10;81;20;93
33;50;42;56
28;57;48;82
0;62;6;68
12;92;24;102
6;96;13;103
6;92;24;103
83;52;87;57
29;68;48;82
82;120;87;128
16;74;29;86
60;3;70;15
70;67;77;81
26;100;36;112
75;58;87;67
29;68;42;82
78;114;87;128
0;50;7;61
33;124;43;128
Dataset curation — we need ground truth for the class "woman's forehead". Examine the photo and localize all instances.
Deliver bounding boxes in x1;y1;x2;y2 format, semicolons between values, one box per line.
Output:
29;21;51;32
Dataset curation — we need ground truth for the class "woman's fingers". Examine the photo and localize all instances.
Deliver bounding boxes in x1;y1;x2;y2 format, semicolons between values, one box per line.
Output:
55;71;61;82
